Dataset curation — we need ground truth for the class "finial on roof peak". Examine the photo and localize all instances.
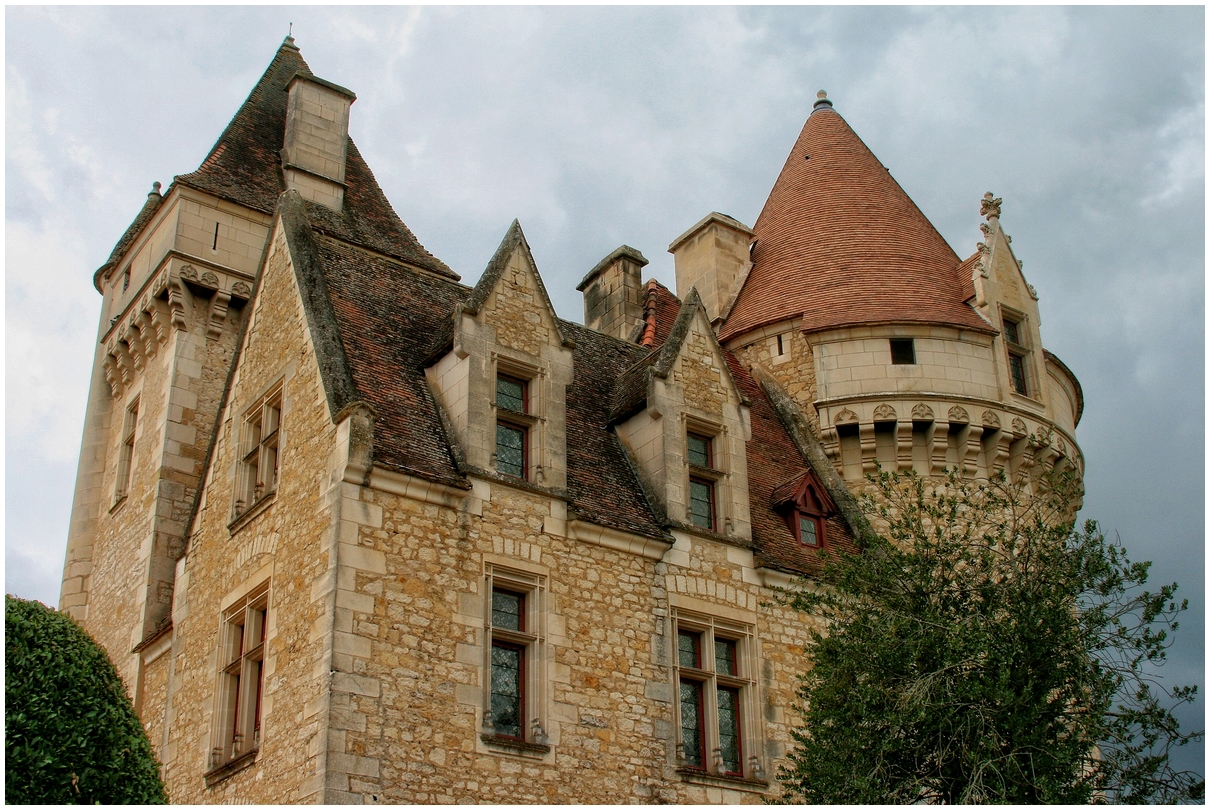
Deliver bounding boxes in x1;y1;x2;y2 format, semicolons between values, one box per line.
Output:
981;192;1002;222
283;23;296;48
150;181;162;196
812;90;833;112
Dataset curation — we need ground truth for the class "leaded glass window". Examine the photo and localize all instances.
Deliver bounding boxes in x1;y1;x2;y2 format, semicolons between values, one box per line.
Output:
689;478;714;530
687;432;711;468
496;375;526;413
490;643;523;738
717;686;741;774
496;423;526;478
680;680;705;768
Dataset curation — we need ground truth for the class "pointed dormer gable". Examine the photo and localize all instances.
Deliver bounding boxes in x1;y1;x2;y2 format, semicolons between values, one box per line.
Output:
463;220;574;353
612;288;753;541
719;92;993;344
428;221;574;490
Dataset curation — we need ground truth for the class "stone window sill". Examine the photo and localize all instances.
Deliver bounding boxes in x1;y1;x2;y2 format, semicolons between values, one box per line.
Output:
675;766;769;793
228;491;276;535
204;748;258;787
480;733;551;758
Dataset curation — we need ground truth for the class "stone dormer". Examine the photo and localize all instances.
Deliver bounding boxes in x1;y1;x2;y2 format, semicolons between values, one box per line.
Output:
968;193;1049;408
427;221;574;490
577;245;648;341
282;70;356;212
610;289;752;541
669;212;754;325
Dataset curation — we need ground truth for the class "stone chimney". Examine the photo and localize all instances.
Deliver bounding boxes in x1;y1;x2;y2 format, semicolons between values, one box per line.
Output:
577;245;648;340
669;212;754;324
281;73;356;212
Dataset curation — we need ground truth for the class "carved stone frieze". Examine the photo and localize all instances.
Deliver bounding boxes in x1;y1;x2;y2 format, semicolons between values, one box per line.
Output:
911;403;934;421
1011;417;1028;437
833;408;858;425
948;406;969;424
872;403;897;422
981;409;1000;428
231;280;253;299
200;270;220;289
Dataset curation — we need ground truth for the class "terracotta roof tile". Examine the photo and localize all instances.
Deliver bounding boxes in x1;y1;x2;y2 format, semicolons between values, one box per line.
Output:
720;106;994;341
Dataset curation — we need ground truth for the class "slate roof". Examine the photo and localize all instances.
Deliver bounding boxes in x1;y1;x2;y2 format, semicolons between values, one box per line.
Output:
275;190;853;571
720;102;995;341
97;38;454;288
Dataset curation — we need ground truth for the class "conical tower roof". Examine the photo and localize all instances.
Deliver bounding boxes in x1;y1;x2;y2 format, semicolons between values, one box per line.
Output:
719;95;993;342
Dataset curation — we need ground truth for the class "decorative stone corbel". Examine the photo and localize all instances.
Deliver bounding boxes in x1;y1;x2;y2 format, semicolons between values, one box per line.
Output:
859;423;877;476
119;324;144;372
896;420;914;472
103;352;123;397
962;425;984;478
207;290;232;340
144;298;170;346
112;340;135;388
166;275;189;331
929;421;950;477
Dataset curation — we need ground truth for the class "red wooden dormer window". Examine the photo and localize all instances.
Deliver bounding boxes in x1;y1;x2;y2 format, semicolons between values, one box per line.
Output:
772;470;837;550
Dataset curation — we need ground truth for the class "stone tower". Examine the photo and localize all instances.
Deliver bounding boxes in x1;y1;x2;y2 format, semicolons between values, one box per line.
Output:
678;91;1083;492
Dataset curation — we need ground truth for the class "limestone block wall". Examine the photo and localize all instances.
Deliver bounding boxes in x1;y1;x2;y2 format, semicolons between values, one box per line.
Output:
322;468;817;803
727;319;819;433
174;192;272;278
159;225;338;803
812;325;1001;404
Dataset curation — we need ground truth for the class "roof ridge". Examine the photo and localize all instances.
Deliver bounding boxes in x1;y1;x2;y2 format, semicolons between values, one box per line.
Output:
93;182;164;291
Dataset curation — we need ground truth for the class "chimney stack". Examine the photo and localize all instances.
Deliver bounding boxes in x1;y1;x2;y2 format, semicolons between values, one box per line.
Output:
669;212;753;324
282;73;356;212
577;246;648;340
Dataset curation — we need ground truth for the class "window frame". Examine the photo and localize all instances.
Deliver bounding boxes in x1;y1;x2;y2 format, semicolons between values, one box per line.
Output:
494;370;537;481
1001;312;1031;397
685;425;724;534
114;397;139;503
481;566;549;752
795;510;825;548
672;612;757;781
234;385;282;519
208;584;269;780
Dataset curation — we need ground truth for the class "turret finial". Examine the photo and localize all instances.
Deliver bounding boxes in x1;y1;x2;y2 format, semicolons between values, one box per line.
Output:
150;181;162;196
981;192;1003;222
813;90;833;112
284;23;295;47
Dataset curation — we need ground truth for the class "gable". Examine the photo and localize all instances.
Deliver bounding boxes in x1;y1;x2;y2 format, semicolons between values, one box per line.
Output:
463;220;570;356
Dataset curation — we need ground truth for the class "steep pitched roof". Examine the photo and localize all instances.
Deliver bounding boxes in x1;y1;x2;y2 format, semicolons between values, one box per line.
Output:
719;100;994;341
99;37;454;284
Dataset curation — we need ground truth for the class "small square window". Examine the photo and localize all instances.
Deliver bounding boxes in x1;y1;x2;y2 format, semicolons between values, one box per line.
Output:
798;513;821;547
890;338;915;365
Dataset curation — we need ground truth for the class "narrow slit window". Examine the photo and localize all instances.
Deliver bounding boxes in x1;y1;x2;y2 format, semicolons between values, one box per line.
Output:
115;398;139;501
213;222;221;251
495;374;529;479
483;572;545;748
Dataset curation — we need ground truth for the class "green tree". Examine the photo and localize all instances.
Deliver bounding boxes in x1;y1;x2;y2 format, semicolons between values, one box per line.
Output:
5;595;167;804
777;469;1203;804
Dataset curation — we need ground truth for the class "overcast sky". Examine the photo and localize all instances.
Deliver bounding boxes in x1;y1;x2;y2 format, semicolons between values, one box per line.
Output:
6;5;1204;773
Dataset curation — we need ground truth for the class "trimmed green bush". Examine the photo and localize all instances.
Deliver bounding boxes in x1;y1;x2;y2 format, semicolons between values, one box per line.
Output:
5;595;167;804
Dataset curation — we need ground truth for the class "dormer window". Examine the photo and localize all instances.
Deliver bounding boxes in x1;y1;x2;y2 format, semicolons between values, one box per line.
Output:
773;470;836;551
495;373;531;479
